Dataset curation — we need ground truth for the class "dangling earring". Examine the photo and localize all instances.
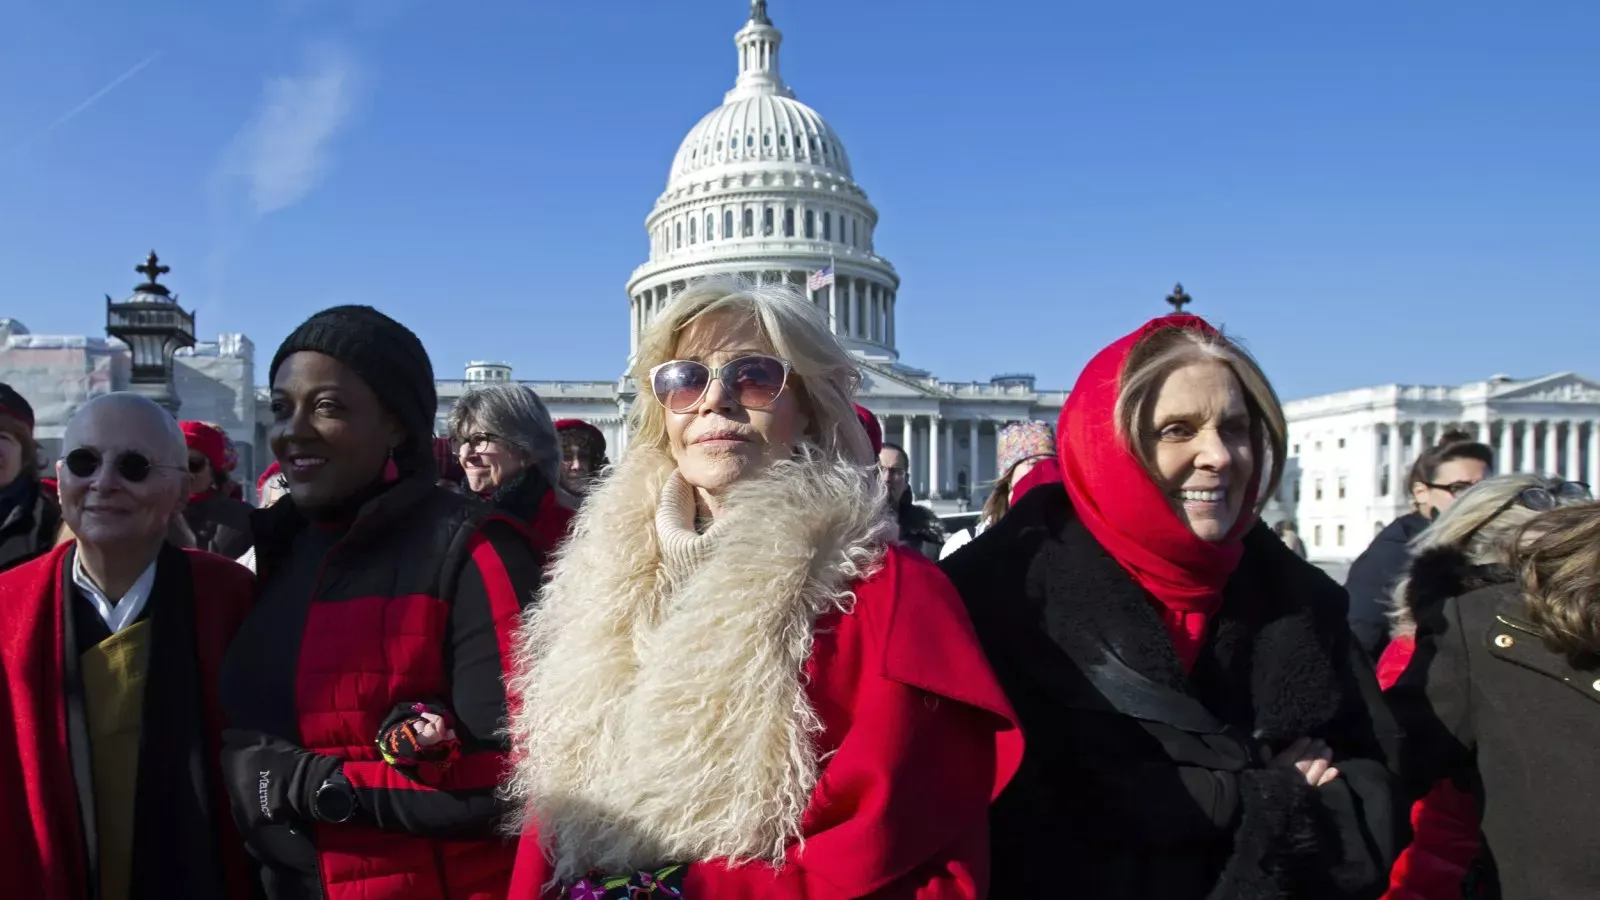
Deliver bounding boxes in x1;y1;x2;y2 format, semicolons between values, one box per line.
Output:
383;445;399;483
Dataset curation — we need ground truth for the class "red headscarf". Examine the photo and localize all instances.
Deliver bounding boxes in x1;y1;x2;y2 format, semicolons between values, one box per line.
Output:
1059;314;1261;669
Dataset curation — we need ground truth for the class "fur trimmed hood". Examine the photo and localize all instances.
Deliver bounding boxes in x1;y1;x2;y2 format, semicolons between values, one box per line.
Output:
503;447;896;881
1392;546;1514;639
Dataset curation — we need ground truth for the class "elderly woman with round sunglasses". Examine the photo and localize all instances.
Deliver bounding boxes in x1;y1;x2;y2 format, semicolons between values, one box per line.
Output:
0;393;255;899
503;278;1021;899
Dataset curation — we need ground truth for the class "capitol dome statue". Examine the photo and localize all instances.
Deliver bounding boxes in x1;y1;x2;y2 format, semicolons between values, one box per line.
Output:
625;0;901;363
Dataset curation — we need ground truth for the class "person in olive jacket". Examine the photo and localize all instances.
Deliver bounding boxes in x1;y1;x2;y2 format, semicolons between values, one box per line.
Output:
942;315;1403;899
1387;493;1599;899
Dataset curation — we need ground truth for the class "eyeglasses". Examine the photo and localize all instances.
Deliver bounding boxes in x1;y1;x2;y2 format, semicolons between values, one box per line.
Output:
648;355;792;414
1462;479;1592;542
64;448;187;483
188;457;209;474
878;465;909;481
1424;480;1479;497
459;432;502;453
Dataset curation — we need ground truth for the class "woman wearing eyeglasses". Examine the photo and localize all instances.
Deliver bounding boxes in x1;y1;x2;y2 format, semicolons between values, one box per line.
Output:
217;305;546;900
503;279;1021;899
179;421;255;558
1374;474;1591;900
1347;431;1495;661
449;383;575;561
1386;486;1597;899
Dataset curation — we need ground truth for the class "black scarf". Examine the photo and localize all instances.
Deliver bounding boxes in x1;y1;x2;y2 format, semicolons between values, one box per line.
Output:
0;474;37;526
483;468;551;523
59;543;230;900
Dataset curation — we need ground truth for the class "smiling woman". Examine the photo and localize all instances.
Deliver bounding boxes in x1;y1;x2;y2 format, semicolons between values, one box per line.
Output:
218;305;547;900
940;315;1403;899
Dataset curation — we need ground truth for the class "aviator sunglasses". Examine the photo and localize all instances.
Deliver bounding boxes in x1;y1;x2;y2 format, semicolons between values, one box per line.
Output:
64;447;188;483
648;354;792;414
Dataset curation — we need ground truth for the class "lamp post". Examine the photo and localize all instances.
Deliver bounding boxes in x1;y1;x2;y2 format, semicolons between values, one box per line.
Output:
105;251;196;414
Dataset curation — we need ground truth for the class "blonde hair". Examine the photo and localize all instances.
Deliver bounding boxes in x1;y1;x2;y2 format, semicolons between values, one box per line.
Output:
1389;474;1588;622
1114;325;1287;514
1512;502;1600;665
628;277;871;467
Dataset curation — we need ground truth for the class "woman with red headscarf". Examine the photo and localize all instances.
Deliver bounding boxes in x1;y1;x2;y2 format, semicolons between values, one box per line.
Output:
941;315;1402;899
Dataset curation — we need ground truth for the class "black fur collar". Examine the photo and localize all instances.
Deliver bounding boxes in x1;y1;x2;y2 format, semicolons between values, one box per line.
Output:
1023;491;1349;742
1397;545;1513;638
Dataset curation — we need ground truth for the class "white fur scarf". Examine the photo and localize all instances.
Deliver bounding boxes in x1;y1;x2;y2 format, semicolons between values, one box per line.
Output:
503;449;896;881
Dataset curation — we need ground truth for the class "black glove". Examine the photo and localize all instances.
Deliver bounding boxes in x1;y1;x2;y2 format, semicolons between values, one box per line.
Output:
221;728;343;828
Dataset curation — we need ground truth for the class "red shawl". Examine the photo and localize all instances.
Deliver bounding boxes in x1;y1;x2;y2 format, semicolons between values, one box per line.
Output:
1058;315;1260;669
0;543;255;899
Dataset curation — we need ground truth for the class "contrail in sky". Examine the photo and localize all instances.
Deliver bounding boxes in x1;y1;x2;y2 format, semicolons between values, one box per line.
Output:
2;52;162;161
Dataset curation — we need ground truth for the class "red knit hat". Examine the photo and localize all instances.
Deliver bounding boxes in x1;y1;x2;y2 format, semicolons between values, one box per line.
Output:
554;418;605;444
0;383;34;432
256;461;282;496
180;421;230;474
853;404;883;456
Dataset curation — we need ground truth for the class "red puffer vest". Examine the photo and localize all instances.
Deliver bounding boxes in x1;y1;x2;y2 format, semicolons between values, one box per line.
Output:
249;474;527;900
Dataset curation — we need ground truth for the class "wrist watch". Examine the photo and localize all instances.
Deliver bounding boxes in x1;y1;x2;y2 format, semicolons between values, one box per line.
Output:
312;771;357;823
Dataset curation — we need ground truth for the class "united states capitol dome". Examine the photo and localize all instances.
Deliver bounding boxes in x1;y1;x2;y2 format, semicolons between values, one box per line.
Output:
628;1;902;363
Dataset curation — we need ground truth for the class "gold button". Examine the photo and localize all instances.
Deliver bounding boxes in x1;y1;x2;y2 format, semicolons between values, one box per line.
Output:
1494;634;1514;648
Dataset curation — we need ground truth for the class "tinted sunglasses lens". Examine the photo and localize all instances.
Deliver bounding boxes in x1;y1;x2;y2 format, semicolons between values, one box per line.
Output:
116;453;154;482
653;361;710;412
727;356;787;409
1556;481;1593;501
1447;482;1474;496
188;458;208;473
1521;488;1557;511
65;449;100;478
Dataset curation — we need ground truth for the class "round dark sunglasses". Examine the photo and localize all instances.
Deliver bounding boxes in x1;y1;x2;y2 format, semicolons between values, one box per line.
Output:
648;355;792;414
1462;479;1592;542
64;448;188;483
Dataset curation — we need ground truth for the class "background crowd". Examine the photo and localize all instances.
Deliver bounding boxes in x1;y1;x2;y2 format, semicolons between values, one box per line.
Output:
2;280;1596;900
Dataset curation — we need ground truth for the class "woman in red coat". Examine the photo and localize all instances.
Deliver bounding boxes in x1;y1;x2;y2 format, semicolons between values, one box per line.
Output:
502;278;1022;898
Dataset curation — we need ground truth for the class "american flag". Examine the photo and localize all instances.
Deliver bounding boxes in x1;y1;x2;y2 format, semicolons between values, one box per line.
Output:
806;264;835;292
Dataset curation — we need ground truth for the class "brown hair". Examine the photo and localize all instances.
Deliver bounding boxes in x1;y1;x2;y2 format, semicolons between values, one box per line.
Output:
1113;326;1288;514
1408;429;1495;511
0;416;38;476
1512;502;1600;666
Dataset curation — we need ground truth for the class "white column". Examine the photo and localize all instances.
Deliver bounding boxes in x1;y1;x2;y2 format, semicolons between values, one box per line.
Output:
1520;420;1536;475
1565;421;1582;481
929;415;942;499
943;417;954;494
900;415;912;460
1407;421;1424;470
968;419;980;496
1387;423;1403;501
1496;418;1514;474
1588;421;1600;488
1542;421;1560;475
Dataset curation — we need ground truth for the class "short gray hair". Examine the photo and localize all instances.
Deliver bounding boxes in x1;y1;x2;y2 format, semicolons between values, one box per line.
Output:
449;383;561;489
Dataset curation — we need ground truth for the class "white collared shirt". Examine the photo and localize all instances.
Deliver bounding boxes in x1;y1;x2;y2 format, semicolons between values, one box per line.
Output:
72;551;158;634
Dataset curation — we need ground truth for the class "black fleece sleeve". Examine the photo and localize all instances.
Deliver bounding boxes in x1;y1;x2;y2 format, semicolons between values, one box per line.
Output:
340;521;544;837
1385;597;1475;798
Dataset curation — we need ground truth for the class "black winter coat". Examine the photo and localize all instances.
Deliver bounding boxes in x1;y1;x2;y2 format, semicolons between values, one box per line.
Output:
1346;512;1430;659
1386;554;1600;899
0;479;60;572
941;484;1405;900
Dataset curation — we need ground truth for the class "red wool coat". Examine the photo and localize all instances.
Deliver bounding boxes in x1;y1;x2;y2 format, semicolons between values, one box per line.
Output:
508;546;1024;899
1377;635;1481;900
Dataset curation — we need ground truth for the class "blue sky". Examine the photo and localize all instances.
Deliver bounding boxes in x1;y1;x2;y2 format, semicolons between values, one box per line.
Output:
1;0;1595;401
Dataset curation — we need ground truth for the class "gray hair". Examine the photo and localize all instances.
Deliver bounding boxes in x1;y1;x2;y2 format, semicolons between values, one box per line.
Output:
1389;473;1592;624
449;383;561;490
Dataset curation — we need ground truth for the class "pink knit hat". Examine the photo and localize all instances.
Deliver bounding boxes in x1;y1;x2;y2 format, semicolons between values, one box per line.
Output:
997;420;1056;477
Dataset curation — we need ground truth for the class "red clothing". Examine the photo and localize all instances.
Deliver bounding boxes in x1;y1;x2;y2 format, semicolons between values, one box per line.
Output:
1009;456;1062;503
0;542;255;900
508;546;1023;898
1057;315;1260;669
1378;635;1481;900
514;487;575;561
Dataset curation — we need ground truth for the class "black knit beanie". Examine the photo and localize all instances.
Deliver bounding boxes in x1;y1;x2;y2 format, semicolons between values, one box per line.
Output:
270;305;437;473
0;383;33;432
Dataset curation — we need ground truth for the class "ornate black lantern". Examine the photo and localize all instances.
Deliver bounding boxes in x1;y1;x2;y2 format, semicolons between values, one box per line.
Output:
105;251;196;413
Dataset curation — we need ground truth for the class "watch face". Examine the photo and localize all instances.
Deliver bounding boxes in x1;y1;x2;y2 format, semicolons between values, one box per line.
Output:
315;782;356;823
